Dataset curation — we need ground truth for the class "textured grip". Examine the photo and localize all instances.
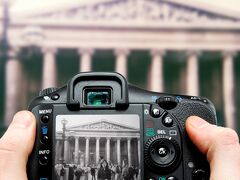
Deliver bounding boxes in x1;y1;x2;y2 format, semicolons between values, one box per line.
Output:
170;100;216;127
170;99;216;180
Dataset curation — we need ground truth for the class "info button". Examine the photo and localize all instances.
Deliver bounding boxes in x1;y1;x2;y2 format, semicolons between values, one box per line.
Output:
39;155;48;165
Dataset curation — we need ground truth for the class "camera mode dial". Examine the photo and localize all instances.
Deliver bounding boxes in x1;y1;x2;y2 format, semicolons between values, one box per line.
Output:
39;87;58;96
144;135;181;173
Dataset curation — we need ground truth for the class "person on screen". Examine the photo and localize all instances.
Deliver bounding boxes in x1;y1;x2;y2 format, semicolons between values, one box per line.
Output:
97;160;111;180
90;164;96;180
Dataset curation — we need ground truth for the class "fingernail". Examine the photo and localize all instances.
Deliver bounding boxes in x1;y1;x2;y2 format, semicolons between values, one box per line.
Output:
188;116;208;129
12;111;33;128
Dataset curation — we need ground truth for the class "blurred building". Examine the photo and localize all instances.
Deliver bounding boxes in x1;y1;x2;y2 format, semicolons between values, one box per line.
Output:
0;0;240;133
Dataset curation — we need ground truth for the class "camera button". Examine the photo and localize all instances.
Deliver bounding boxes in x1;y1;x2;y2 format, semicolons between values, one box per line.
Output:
167;177;178;180
192;169;207;180
41;115;50;123
39;155;48;165
157;96;178;110
51;94;59;100
150;105;163;118
162;115;174;127
40;135;49;144
158;146;169;157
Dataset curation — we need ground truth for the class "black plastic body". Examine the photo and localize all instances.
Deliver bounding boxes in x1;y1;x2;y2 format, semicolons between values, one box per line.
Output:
27;72;217;180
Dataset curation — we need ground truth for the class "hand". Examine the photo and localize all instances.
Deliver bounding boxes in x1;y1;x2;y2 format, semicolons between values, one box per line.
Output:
186;116;240;180
0;111;36;180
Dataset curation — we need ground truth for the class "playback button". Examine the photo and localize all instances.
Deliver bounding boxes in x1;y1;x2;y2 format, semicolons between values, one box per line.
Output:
40;135;49;144
40;126;49;144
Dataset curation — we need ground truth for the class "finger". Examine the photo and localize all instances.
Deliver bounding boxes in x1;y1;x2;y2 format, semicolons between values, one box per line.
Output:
0;111;36;180
186;116;240;180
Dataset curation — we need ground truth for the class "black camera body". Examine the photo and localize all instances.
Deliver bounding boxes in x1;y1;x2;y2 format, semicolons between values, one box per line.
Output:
27;72;217;180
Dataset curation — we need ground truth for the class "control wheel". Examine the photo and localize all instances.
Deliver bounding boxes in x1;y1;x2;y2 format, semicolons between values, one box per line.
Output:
39;87;58;96
144;135;181;173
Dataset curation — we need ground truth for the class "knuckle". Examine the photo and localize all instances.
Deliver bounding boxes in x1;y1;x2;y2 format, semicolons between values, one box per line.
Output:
216;127;239;146
0;148;16;159
0;142;18;161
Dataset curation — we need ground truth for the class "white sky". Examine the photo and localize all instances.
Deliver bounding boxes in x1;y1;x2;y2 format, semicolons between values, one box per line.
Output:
10;0;240;15
55;114;140;132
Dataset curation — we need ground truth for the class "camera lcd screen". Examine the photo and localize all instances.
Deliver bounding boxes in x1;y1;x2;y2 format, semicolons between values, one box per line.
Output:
55;114;141;180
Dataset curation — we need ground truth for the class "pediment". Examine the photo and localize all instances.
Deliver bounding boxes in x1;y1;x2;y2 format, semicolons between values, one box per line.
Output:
66;120;139;131
19;0;240;26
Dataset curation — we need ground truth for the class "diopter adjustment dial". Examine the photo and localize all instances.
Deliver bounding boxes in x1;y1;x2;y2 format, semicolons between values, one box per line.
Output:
144;135;181;173
39;87;58;96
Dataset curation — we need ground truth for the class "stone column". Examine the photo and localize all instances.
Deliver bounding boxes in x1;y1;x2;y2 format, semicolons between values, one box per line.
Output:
64;138;69;163
127;138;131;166
85;137;90;166
117;138;121;165
55;140;60;163
115;49;129;78
137;138;140;166
96;137;100;164
186;51;200;96
222;51;236;129
78;48;94;72
106;137;111;163
74;137;79;164
4;47;23;125
42;47;57;89
149;50;165;92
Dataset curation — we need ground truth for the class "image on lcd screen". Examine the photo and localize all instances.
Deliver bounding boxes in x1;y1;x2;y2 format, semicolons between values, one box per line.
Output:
55;114;141;180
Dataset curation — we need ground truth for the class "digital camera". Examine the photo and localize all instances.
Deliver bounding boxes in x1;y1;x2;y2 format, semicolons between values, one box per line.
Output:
27;72;217;180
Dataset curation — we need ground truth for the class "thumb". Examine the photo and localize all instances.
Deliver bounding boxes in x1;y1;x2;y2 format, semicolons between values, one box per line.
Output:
0;111;36;180
186;116;240;180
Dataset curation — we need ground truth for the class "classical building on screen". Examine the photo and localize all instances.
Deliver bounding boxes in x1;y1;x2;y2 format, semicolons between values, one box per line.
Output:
55;119;140;167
